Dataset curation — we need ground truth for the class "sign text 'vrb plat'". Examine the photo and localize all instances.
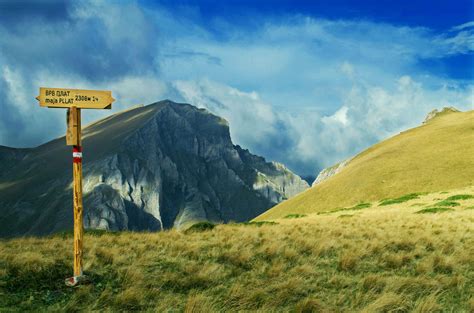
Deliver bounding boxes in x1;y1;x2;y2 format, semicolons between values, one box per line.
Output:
36;87;114;109
36;87;115;287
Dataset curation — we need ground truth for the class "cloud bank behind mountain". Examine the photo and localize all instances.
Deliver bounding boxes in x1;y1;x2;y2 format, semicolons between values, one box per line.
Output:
0;1;472;176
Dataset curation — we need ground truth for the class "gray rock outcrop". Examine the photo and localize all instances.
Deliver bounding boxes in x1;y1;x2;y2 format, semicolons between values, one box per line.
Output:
312;157;352;187
423;107;460;123
0;100;308;237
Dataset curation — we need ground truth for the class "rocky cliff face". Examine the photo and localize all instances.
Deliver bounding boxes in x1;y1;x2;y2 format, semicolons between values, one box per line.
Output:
312;158;352;187
0;101;308;237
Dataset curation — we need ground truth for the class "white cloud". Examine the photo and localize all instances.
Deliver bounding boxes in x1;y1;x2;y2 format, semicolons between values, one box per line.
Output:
170;75;472;175
173;79;277;147
158;18;474;113
0;3;472;176
440;30;474;54
340;62;355;79
451;21;474;31
3;66;29;113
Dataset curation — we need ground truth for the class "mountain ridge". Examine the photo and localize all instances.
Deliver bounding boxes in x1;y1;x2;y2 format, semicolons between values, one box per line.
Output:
311;107;466;187
0;100;308;237
256;107;473;220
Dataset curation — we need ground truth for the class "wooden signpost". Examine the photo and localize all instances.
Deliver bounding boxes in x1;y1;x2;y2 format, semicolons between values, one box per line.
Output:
36;87;115;287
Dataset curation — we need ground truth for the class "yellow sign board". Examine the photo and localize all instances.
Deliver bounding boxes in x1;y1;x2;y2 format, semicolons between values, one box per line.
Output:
36;87;115;109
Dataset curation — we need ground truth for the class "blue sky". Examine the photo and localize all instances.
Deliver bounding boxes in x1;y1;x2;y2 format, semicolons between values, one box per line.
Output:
0;0;473;176
147;0;472;30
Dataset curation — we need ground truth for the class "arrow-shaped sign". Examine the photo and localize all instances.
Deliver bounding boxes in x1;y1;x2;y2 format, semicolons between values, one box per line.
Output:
36;87;115;109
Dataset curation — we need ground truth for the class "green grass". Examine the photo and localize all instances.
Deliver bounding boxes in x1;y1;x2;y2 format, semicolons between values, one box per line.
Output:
319;202;371;215
349;202;372;210
337;214;353;218
284;214;307;219
416;207;454;214
241;221;278;226
185;222;216;233
446;194;474;201
379;193;421;206
433;200;460;207
0;258;121;311
49;229;120;239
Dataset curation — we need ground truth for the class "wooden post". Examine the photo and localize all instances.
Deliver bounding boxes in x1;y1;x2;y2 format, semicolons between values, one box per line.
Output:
36;88;115;286
73;144;83;277
66;107;81;146
67;107;85;284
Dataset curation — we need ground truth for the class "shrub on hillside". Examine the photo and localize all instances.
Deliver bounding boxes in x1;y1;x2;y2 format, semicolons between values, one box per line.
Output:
185;222;216;233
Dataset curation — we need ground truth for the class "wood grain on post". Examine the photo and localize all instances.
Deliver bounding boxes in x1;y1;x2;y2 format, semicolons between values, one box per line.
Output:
69;106;84;277
66;107;81;146
73;155;84;277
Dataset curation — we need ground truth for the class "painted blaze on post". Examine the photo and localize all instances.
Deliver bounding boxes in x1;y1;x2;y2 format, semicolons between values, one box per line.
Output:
36;87;114;287
36;87;114;109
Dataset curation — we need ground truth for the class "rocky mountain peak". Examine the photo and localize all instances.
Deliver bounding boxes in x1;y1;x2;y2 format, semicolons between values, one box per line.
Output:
0;100;308;237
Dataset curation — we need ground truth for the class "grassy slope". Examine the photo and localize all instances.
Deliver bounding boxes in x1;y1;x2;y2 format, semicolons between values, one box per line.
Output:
256;109;474;221
1;187;473;312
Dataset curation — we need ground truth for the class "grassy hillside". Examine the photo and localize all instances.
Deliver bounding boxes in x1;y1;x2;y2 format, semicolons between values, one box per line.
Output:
256;109;474;220
1;187;473;312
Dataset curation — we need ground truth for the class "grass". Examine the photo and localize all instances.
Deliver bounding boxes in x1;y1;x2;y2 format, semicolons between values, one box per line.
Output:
446;194;474;201
416;207;454;214
185;222;216;233
319;202;371;215
434;200;460;207
241;221;278;227
284;214;307;219
1;205;473;312
349;202;371;210
379;193;421;206
338;214;353;218
256;110;474;220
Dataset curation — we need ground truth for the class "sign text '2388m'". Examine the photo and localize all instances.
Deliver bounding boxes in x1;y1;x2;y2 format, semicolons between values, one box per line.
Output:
36;87;115;109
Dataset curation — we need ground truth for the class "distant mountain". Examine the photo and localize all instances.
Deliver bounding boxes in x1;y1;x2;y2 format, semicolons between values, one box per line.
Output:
0;100;308;237
256;107;474;220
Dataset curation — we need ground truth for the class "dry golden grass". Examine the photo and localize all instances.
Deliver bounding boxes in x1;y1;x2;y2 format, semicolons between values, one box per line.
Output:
257;109;474;220
0;188;473;312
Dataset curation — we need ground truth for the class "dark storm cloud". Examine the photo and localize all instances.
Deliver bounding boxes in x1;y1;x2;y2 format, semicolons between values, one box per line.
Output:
0;1;163;147
0;77;17;145
0;1;160;82
0;0;71;27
